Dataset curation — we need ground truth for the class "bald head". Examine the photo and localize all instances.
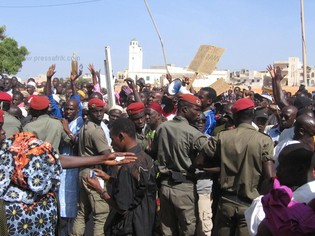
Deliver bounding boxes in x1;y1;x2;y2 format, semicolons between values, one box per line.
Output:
64;99;79;121
294;114;315;151
280;105;298;129
295;114;315;135
66;98;78;107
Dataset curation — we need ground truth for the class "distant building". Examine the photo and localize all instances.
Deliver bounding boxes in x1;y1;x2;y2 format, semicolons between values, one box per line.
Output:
117;39;230;89
128;39;143;72
229;57;315;89
230;69;267;87
274;57;315;86
274;57;301;86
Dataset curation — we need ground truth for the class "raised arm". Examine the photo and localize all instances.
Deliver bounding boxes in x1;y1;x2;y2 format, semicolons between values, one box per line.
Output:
166;73;172;84
44;64;56;95
88;64;98;86
95;69;101;86
125;78;142;103
70;65;82;95
267;65;289;109
183;75;196;94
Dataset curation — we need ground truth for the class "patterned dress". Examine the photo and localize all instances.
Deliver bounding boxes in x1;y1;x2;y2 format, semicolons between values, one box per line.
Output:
0;132;61;236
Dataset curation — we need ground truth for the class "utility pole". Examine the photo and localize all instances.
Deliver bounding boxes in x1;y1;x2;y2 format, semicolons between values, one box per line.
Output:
104;46;116;108
300;0;308;87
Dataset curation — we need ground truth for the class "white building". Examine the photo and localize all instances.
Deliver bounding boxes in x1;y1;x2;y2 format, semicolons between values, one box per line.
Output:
273;57;315;86
117;39;230;88
230;57;315;88
230;69;267;87
273;57;302;86
128;38;143;72
118;40;315;90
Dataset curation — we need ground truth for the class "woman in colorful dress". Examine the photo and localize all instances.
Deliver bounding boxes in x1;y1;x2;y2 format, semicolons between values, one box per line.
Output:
0;109;136;236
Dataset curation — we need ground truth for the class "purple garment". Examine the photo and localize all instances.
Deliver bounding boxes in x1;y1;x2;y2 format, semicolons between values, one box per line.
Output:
261;178;315;235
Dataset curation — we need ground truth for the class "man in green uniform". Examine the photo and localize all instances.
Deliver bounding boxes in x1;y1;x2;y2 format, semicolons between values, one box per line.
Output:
72;98;111;236
126;102;149;152
23;95;70;151
0;92;22;137
152;94;208;236
210;98;275;236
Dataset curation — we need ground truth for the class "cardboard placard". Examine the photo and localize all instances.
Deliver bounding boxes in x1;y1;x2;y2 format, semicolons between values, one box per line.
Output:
188;45;225;74
209;78;230;96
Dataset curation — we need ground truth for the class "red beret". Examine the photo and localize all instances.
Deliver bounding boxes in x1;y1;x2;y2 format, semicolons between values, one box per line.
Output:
88;98;105;109
179;94;201;107
147;102;164;115
30;95;50;110
0;92;12;102
0;109;4;123
126;102;145;116
231;98;254;113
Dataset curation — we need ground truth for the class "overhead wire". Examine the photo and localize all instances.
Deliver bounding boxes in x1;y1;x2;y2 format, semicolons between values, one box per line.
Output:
0;0;104;8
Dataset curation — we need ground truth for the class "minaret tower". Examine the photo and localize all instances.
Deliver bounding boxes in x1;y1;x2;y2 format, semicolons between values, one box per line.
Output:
128;38;143;72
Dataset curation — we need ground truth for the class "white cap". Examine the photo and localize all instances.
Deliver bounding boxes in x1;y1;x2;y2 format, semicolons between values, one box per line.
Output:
260;94;273;103
27;81;36;88
109;104;124;113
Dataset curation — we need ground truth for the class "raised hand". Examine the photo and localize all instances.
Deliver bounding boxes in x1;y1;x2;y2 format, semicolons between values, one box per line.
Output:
95;69;101;79
266;64;276;79
47;64;56;79
124;78;137;90
166;73;172;84
183;76;190;85
88;64;96;75
70;71;82;81
267;64;285;81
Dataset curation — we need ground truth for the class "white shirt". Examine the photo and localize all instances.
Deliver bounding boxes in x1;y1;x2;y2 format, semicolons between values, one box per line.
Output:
245;180;315;236
273;139;300;167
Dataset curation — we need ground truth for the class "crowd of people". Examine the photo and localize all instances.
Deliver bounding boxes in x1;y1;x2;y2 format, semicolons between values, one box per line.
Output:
0;63;314;236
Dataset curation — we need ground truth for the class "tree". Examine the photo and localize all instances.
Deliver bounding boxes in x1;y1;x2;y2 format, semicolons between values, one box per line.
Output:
0;25;29;75
0;26;6;40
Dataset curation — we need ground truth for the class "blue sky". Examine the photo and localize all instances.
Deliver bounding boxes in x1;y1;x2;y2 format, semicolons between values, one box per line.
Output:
1;0;315;80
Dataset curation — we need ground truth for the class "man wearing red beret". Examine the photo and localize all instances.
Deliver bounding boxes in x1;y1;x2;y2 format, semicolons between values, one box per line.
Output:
209;98;275;236
23;95;71;152
0;92;22;137
126;102;149;151
152;93;209;235
72;97;111;236
145;102;165;153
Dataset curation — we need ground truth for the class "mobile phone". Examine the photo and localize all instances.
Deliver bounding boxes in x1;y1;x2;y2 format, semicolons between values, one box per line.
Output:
115;156;125;162
97;177;105;189
90;170;95;178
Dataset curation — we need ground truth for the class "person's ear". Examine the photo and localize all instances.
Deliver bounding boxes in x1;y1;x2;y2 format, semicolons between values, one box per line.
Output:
295;127;304;137
119;132;124;142
208;98;213;105
182;105;188;113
